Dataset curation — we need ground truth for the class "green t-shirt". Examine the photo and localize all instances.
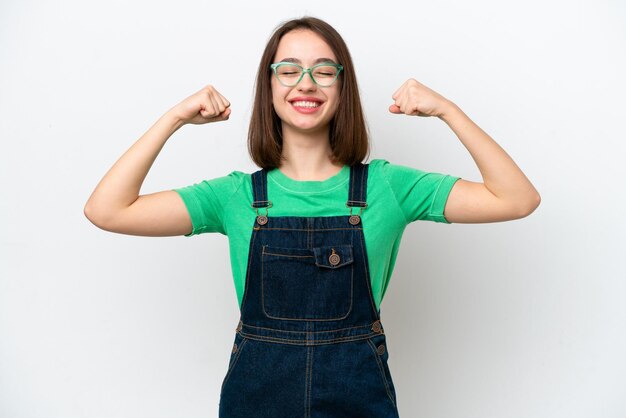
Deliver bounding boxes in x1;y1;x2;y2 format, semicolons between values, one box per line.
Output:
174;159;460;312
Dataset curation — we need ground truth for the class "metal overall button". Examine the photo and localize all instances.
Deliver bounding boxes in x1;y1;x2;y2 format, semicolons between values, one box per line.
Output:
254;202;272;226
346;203;366;225
232;343;238;354
328;248;341;266
376;344;386;356
236;320;243;332
371;320;382;333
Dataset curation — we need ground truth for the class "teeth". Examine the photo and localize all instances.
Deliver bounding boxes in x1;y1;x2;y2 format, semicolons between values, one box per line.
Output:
292;101;320;108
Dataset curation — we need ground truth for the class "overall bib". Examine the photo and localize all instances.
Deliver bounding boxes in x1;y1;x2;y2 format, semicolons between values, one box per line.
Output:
219;163;400;418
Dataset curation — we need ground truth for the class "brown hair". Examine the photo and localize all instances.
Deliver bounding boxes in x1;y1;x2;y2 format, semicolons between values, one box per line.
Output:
248;16;370;169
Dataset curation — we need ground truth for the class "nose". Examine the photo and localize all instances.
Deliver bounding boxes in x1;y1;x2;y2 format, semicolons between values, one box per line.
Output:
297;69;317;91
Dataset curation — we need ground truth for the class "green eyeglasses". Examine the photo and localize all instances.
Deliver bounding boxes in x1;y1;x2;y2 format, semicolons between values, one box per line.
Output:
270;62;344;87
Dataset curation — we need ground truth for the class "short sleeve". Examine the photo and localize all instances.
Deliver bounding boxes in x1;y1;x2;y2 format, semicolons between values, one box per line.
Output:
379;159;460;224
173;171;245;236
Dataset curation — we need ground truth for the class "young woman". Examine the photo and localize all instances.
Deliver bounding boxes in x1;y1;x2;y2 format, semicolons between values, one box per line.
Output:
85;16;540;418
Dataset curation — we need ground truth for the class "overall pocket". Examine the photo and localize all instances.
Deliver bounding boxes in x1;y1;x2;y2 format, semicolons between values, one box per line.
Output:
261;244;354;320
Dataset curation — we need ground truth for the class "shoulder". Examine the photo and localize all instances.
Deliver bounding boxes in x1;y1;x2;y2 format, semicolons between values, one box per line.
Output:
175;170;249;201
213;170;249;192
366;158;419;183
365;159;388;176
204;170;250;190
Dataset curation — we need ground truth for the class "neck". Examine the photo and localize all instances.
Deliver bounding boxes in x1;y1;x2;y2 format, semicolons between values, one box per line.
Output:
278;124;343;181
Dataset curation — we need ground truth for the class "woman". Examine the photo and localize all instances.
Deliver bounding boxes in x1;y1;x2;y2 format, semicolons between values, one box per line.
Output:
85;16;540;418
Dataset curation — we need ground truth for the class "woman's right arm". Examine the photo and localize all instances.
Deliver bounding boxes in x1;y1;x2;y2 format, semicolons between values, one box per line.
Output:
83;85;231;237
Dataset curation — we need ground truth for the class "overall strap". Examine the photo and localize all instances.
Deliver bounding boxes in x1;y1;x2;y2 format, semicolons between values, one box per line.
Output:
251;163;369;211
251;168;271;208
346;162;369;208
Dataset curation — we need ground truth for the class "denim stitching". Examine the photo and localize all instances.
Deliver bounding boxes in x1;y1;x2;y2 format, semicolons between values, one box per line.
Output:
305;345;313;417
261;245;354;321
220;336;248;392
254;227;362;231
366;338;397;408
265;252;314;258
349;164;355;203
239;332;381;345
239;227;258;313
358;224;380;317
241;321;379;333
361;164;368;203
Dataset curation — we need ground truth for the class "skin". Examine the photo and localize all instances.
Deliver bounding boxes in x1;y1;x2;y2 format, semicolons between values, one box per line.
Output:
270;29;344;181
389;78;541;222
83;29;540;236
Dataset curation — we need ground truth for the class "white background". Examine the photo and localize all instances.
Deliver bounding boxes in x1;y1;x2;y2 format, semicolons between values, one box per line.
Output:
1;1;625;417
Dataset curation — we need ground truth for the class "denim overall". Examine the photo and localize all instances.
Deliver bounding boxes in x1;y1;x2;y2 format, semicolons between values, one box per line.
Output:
219;163;400;417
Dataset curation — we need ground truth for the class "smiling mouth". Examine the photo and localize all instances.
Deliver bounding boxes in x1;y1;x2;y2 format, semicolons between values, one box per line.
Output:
290;100;322;108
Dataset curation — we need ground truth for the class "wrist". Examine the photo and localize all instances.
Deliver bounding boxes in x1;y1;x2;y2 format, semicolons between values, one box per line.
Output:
437;100;460;121
161;110;186;132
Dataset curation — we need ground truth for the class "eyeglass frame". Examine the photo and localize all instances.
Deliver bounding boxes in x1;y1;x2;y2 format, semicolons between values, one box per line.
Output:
270;62;344;87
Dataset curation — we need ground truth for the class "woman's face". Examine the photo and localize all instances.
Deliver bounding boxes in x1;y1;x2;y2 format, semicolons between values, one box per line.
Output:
271;29;341;137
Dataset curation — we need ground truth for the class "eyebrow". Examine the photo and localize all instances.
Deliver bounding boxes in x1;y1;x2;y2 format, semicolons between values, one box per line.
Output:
278;57;337;65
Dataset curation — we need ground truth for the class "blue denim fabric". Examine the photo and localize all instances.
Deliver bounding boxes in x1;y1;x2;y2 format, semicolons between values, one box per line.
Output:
219;164;400;417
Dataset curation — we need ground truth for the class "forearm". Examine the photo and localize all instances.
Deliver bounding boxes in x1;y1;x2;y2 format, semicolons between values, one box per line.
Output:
439;102;540;210
84;110;184;221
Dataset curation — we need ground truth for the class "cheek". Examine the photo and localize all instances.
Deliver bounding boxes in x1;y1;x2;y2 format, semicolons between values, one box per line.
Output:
271;91;285;115
327;89;341;115
271;83;288;108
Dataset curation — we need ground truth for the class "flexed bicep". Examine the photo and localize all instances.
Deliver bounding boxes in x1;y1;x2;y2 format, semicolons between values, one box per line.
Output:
86;190;192;237
443;179;536;224
84;85;230;237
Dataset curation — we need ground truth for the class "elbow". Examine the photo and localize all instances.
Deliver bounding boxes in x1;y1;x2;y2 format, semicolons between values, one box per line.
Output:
84;200;101;228
516;191;541;219
84;199;94;222
84;199;112;231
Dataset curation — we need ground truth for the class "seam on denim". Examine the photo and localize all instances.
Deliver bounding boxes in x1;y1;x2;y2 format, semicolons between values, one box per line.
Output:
359;166;367;202
261;247;353;321
350;165;355;203
261;243;266;317
261;280;353;321
255;227;362;231
358;223;380;316
264;252;314;258
240;321;377;333
306;218;311;250
264;244;353;255
239;227;258;312
305;345;313;417
366;338;397;408
258;170;267;200
261;169;267;203
315;260;353;269
221;337;248;392
239;332;380;345
251;171;259;205
309;219;313;249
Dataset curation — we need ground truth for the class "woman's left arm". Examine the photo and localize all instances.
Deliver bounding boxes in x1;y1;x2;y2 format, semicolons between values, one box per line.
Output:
390;78;541;223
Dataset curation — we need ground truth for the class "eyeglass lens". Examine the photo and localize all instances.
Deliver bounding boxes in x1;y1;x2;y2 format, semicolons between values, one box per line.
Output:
275;64;339;87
